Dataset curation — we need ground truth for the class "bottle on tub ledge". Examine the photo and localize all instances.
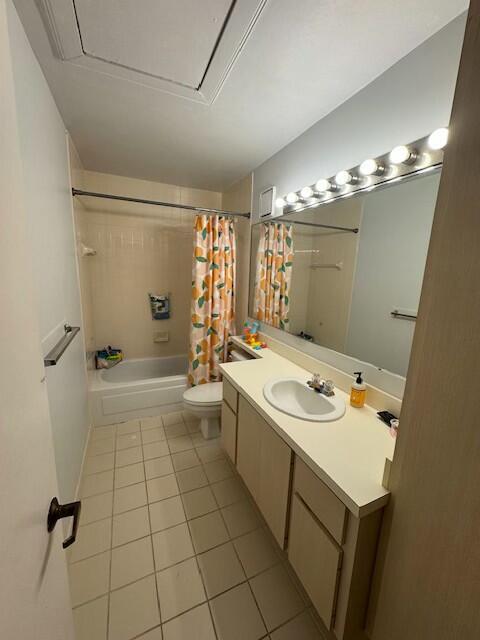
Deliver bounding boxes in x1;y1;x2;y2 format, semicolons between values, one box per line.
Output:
350;371;366;408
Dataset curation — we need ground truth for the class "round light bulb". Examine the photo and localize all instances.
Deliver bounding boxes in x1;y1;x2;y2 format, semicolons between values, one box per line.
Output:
359;158;380;176
275;197;286;208
335;170;352;186
286;192;299;204
315;178;331;193
389;145;412;165
428;127;448;150
300;186;314;199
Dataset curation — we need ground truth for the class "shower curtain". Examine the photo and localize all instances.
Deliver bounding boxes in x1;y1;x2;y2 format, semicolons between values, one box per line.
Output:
188;215;236;386
253;222;293;329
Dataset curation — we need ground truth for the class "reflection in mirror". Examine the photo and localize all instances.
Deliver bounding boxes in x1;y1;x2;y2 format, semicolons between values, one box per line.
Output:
249;172;440;377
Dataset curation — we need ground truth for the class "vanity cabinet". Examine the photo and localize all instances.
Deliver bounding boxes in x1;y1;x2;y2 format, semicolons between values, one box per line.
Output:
220;378;384;640
236;395;292;548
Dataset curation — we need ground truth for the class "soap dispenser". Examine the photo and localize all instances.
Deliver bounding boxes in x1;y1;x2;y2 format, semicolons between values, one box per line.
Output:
350;372;366;408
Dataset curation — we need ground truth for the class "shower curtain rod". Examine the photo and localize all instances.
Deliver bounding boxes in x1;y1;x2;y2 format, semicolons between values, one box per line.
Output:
283;219;358;234
71;188;251;219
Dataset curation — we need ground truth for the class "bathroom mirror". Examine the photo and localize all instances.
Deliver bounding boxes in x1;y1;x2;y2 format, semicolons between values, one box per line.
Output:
248;171;441;377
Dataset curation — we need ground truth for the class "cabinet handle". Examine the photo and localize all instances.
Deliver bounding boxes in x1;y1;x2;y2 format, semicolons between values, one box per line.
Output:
47;497;82;549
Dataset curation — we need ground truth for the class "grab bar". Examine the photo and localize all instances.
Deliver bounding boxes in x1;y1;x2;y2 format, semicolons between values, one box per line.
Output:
44;324;80;367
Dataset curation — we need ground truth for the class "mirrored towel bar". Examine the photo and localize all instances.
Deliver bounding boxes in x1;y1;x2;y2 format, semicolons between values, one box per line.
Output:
44;324;80;367
391;309;417;321
310;261;343;270
71;188;250;219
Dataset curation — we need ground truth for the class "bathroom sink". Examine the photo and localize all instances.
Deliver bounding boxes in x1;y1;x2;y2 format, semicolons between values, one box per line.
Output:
263;377;346;422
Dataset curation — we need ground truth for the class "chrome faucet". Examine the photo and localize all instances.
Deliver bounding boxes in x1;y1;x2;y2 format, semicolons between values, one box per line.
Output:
307;374;335;397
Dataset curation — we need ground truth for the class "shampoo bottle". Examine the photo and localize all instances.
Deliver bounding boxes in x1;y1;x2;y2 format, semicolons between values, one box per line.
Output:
350;372;366;408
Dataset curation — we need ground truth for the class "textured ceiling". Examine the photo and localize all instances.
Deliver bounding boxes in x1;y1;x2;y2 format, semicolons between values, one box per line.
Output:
14;0;467;191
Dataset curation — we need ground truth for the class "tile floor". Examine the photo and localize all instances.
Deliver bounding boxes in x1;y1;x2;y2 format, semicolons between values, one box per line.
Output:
70;410;326;640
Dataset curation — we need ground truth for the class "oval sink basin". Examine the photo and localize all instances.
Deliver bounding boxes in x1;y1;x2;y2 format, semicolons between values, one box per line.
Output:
263;377;346;422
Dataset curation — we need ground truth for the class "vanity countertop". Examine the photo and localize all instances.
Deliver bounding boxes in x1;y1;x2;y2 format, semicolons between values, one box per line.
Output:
220;338;396;517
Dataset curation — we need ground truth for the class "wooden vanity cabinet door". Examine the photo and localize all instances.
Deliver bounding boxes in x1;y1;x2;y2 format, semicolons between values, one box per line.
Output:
236;396;261;499
289;494;342;630
258;422;292;548
221;401;237;464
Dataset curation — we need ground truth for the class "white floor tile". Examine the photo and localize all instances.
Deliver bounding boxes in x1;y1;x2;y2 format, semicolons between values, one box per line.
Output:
152;522;194;571
116;432;142;450
73;595;108;640
91;425;116;441
143;440;170;460
171;449;201;472
116;446;143;468
162;604;216;640
113;482;147;514
69;551;110;606
88;437;115;456
80;470;114;498
136;627;163;640
84;452;115;476
80;491;113;525
210;582;266;640
176;466;208;493
211;477;245;508
168;435;194;454
221;501;259;539
165;423;187;439
142;427;167;444
149;496;186;533
249;564;305;631
112;506;150;547
233;528;280;578
181;486;217;520
196;442;224;464
185;420;201;434
162;411;184;427
270;611;324;640
147;474;179;503
111;536;154;590
141;415;163;430
197;542;246;598
114;462;145;489
145;455;174;480
203;459;233;484
190;432;210;448
156;557;206;621
69;518;112;563
116;419;140;435
109;575;160;640
189;511;229;554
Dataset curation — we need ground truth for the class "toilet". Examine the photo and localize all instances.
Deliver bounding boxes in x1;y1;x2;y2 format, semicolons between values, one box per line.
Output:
183;382;223;440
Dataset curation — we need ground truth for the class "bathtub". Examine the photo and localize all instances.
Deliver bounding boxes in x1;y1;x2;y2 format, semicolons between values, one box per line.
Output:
89;355;188;426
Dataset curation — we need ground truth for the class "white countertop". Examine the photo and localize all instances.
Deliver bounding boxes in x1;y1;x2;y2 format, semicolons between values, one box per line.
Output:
220;339;396;517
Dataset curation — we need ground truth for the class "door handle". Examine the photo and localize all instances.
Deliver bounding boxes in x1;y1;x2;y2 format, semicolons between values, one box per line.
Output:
47;497;82;549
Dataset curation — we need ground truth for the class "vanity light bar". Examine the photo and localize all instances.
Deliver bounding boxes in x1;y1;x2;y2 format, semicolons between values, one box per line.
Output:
277;128;448;214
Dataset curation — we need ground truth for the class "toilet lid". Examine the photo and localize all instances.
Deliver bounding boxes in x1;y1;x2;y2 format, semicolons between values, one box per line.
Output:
183;382;223;405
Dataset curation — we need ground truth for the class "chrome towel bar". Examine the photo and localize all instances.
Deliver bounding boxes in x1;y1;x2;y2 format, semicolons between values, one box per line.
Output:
391;309;417;321
44;324;80;367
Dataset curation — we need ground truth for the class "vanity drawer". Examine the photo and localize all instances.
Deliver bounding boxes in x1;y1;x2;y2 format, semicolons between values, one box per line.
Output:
221;401;237;464
288;494;342;630
294;457;347;545
223;378;238;414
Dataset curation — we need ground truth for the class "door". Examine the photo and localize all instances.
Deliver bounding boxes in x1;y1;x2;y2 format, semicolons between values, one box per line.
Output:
0;1;75;636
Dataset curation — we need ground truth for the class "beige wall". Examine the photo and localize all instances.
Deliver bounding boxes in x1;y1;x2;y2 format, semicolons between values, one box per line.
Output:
73;170;222;359
222;174;252;329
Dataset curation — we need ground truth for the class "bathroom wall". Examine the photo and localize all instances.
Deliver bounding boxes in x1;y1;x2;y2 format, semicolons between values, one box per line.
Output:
75;171;222;359
222;174;253;329
7;2;89;502
346;172;440;376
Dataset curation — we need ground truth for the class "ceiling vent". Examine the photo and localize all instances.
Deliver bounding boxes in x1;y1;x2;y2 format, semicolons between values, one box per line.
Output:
38;0;267;104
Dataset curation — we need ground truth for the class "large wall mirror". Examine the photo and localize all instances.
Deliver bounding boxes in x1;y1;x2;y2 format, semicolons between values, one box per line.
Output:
249;170;440;377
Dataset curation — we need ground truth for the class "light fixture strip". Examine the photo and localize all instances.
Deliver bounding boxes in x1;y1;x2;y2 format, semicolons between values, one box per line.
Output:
278;129;447;214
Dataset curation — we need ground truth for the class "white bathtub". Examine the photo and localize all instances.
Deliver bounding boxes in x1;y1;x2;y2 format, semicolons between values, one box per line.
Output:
89;355;188;426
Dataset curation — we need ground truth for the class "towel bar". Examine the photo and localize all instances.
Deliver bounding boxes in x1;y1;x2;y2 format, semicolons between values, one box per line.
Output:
44;324;80;367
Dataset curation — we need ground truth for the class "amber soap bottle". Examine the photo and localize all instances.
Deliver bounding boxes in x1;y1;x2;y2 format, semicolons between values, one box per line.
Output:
350;372;366;408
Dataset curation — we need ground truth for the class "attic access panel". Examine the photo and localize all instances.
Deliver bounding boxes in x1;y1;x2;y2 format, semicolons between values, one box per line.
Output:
38;0;267;104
